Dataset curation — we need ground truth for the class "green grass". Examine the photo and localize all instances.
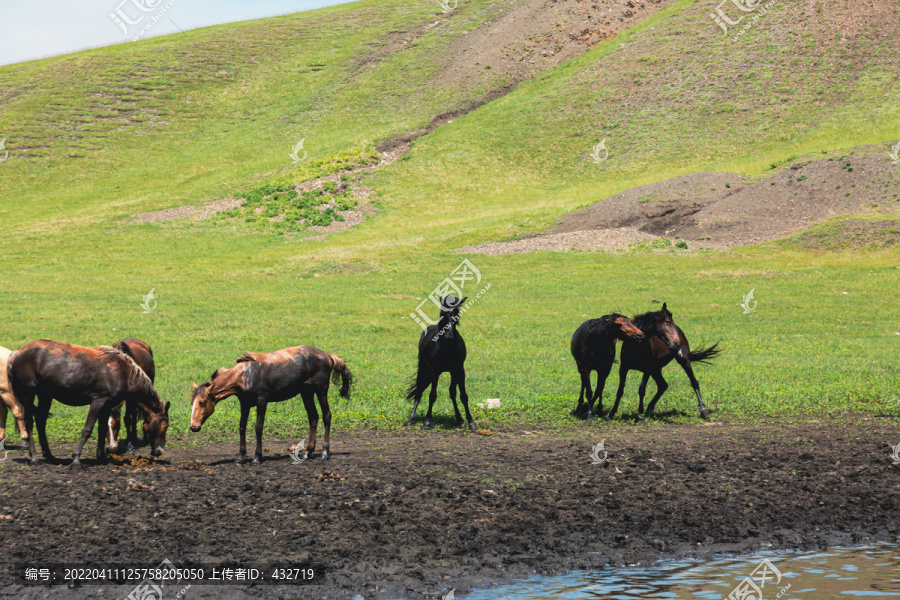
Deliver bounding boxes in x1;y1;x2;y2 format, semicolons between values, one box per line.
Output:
0;0;898;447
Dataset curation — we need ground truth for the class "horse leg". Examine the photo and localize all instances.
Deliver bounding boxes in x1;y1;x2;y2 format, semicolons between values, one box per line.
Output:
0;402;6;450
637;373;651;415
591;362;613;418
252;402;267;465
422;373;441;430
575;365;592;418
643;371;669;418
301;391;318;459
448;372;464;427
236;400;251;465
404;369;430;426
316;390;331;460
94;405;113;464
678;357;710;419
34;394;54;461
20;394;38;464
72;401;103;466
457;368;478;431
124;398;138;451
608;364;629;420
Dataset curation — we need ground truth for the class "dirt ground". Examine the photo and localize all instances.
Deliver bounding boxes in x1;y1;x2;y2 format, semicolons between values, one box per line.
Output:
1;417;899;600
463;149;900;254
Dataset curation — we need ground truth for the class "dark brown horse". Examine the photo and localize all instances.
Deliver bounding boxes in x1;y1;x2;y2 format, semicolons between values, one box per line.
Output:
609;303;721;420
570;314;645;419
405;295;477;430
108;338;156;452
9;340;169;465
189;346;352;464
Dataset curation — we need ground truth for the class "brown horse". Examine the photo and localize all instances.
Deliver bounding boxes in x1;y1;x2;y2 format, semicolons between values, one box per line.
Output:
189;346;352;464
0;346;30;452
609;303;721;420
570;314;646;419
105;338;156;452
9;340;170;465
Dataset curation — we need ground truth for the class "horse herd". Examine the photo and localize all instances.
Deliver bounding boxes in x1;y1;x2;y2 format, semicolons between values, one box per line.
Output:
0;296;719;466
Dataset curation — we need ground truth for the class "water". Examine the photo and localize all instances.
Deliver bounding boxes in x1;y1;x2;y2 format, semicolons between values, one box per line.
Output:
418;545;900;599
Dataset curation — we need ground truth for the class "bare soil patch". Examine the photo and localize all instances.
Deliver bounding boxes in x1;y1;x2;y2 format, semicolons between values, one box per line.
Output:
1;418;898;599
464;150;900;254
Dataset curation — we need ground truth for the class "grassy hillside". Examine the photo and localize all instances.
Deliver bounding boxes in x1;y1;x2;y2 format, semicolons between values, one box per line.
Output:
0;0;898;448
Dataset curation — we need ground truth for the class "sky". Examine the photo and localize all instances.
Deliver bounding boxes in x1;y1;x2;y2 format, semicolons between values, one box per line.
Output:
0;0;357;66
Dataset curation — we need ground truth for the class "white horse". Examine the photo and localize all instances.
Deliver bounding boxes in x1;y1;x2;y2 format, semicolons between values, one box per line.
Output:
0;346;30;452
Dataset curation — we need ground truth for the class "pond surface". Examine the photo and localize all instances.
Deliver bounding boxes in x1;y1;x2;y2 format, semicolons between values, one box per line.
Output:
403;544;900;599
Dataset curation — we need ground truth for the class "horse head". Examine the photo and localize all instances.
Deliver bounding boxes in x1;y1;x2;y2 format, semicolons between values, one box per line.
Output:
655;303;681;350
437;295;467;339
607;314;646;341
138;401;170;457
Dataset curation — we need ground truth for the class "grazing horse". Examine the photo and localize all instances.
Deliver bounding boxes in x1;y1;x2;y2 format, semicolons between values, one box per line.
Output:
570;314;646;419
105;338;156;452
9;340;170;465
189;346;352;464
405;295;477;431
609;303;721;420
0;346;30;453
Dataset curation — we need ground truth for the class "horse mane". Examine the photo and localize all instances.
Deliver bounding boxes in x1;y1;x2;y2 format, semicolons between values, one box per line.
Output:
583;314;625;335
631;310;662;334
97;346;160;405
235;352;257;364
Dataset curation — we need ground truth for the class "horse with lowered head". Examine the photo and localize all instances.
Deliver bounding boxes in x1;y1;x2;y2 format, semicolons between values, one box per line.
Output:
570;314;645;419
9;340;169;465
609;303;721;420
107;338;156;453
189;345;352;464
405;295;477;431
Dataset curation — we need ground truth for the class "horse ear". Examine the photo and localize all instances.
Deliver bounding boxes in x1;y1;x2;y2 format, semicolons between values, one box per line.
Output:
460;297;468;305
191;381;199;390
210;368;222;381
164;401;171;414
662;302;668;313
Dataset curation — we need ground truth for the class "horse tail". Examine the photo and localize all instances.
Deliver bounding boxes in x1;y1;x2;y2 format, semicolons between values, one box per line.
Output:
405;360;432;401
689;342;722;364
328;354;353;400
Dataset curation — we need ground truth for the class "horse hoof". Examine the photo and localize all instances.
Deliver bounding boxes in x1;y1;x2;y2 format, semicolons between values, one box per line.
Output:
421;423;431;431
252;457;261;465
700;409;711;419
235;457;246;465
403;420;414;427
320;452;330;461
126;443;136;453
468;422;478;431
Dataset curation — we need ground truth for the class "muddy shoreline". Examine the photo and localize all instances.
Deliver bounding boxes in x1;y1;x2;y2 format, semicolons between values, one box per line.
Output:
1;417;898;599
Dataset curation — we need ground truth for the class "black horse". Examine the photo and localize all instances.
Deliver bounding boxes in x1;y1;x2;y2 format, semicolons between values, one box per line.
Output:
570;314;646;419
405;295;477;430
609;303;721;420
